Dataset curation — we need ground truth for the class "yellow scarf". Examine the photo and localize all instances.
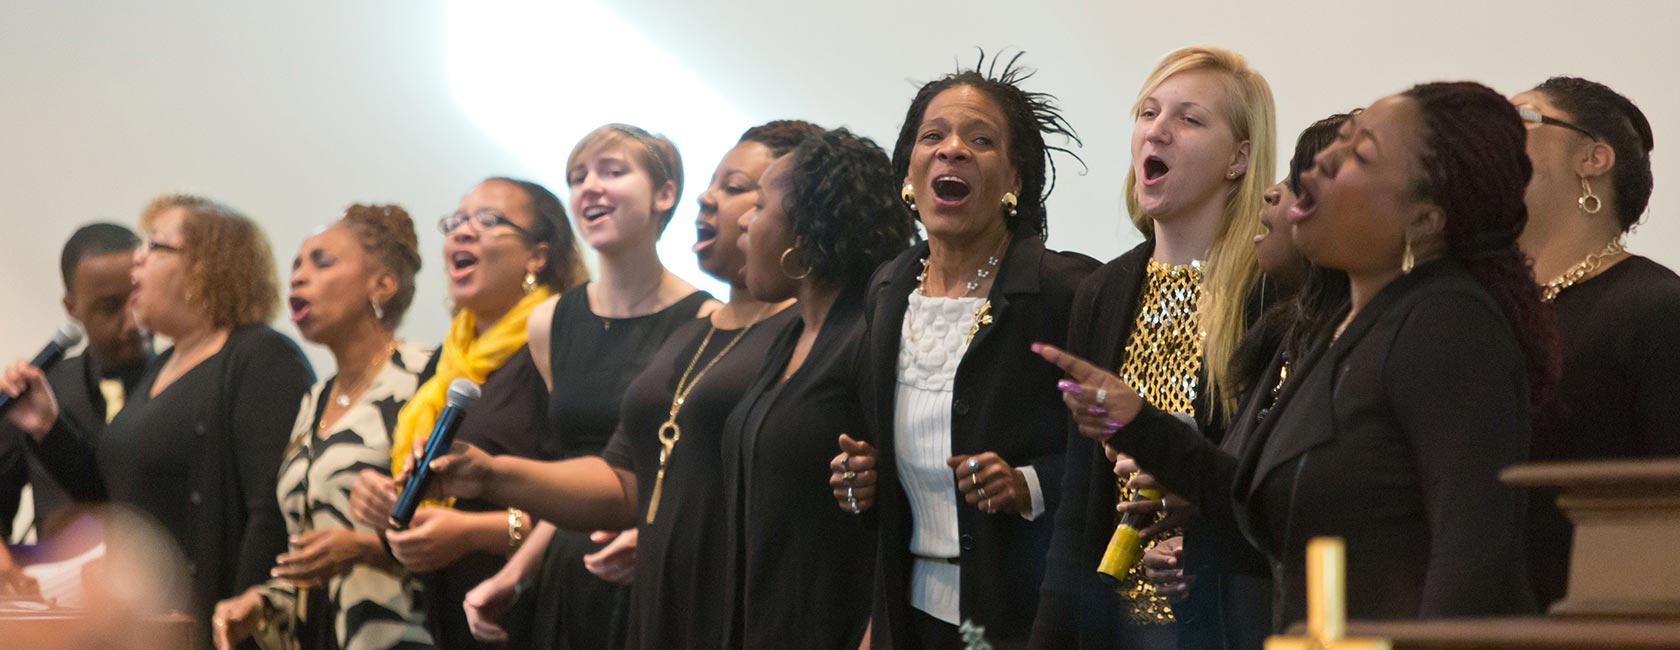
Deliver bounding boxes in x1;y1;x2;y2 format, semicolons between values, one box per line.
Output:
390;287;553;473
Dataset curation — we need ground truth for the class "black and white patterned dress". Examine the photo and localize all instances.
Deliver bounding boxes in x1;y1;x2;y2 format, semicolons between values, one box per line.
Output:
261;341;435;650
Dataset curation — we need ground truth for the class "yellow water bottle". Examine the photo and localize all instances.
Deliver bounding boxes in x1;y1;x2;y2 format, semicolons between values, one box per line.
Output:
1097;487;1163;583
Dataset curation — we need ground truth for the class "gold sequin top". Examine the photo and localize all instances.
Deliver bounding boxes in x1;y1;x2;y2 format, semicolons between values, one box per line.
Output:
1112;258;1205;624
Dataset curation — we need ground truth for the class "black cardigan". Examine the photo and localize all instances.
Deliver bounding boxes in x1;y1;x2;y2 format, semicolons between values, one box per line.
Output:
1030;241;1271;650
1111;259;1536;630
860;236;1095;650
30;324;312;647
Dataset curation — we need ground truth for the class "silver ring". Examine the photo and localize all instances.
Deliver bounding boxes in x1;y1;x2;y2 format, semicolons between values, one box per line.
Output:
847;485;855;501
849;497;861;514
1161;498;1169;518
983;496;992;513
966;458;980;472
844;470;857;483
1095;388;1109;403
842;454;852;471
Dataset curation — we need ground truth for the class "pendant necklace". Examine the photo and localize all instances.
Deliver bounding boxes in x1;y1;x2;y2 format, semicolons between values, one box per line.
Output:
646;304;771;523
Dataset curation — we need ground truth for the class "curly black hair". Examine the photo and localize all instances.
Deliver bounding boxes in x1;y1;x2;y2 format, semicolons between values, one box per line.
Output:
741;120;824;158
781;128;919;291
1404;81;1558;409
891;50;1082;239
1532;76;1656;230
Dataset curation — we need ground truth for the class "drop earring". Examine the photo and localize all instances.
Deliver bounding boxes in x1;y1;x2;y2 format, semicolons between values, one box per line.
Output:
370;299;384;322
1401;237;1416;274
522;271;537;295
1579;178;1603;215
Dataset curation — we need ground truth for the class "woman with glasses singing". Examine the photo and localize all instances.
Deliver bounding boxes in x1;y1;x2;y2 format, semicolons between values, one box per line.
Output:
346;177;589;650
3;194;315;650
1510;78;1680;609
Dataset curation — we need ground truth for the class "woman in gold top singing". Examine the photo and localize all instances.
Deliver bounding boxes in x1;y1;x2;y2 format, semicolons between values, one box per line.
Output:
1029;46;1275;650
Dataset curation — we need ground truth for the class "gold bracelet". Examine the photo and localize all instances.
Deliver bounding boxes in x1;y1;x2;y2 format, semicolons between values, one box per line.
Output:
507;508;527;548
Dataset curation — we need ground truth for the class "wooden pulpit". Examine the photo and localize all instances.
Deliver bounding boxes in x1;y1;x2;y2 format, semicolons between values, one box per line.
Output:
1329;458;1680;649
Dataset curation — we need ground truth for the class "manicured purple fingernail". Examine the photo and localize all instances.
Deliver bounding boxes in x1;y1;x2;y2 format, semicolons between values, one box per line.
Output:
1087;405;1107;415
1106;420;1124;429
1057;380;1081;393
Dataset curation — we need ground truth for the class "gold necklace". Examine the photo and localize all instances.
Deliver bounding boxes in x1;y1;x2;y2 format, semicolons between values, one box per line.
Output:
601;278;666;332
1541;238;1625;302
645;304;771;523
327;340;396;409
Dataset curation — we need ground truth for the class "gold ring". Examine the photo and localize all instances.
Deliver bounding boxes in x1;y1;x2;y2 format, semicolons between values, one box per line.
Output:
978;486;988;500
213;618;227;628
983;496;992;513
844;470;857;483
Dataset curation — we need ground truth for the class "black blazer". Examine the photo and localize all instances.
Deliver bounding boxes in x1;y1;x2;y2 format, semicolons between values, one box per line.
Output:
861;236;1096;650
1115;259;1536;631
0;352;139;539
1031;241;1271;650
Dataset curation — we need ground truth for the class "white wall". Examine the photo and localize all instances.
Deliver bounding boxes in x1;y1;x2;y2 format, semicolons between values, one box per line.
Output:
3;0;1675;374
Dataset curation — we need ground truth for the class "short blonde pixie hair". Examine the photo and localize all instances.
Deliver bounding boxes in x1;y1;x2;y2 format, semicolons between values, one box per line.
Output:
565;123;684;231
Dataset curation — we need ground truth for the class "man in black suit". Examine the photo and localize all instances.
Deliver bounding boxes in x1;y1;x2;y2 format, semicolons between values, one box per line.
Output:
0;223;151;541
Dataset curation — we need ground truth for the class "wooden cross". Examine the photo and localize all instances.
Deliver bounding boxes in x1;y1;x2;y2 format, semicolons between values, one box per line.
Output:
1265;537;1391;650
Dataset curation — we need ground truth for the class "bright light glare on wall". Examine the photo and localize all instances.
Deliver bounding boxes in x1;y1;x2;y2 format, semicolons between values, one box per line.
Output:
445;0;748;298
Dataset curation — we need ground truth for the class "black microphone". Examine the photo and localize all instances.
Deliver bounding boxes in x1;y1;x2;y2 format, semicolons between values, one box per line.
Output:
390;378;482;528
0;322;86;415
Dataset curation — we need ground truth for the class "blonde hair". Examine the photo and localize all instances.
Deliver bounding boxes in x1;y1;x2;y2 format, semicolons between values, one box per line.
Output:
1123;46;1276;418
140;194;280;328
566;124;684;231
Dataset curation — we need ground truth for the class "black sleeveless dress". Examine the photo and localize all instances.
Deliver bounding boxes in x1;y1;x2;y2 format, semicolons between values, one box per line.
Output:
600;306;795;649
510;283;712;650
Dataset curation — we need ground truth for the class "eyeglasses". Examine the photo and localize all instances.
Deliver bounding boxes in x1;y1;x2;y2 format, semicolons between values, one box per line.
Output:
1516;104;1598;140
438;209;539;239
144;239;184;254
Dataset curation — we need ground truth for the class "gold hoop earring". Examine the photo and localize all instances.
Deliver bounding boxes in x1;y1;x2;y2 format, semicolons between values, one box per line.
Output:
1401;237;1416;274
370;299;384;322
1579;178;1603;215
1001;192;1018;218
522;271;537;295
780;247;812;280
901;183;917;212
